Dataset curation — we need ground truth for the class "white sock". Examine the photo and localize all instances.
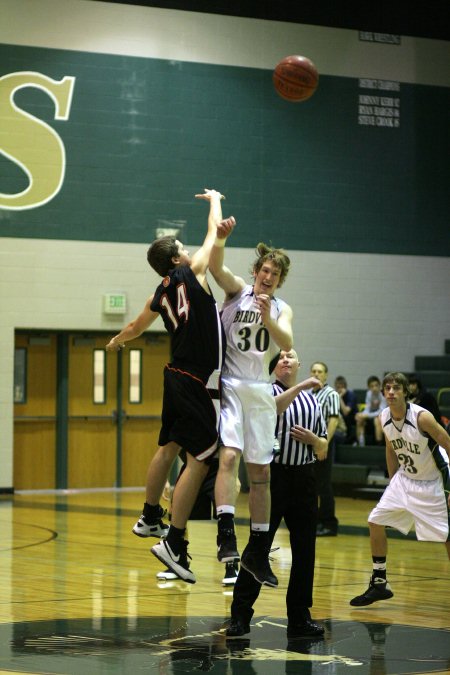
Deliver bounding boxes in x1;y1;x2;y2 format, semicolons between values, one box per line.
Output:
251;523;270;532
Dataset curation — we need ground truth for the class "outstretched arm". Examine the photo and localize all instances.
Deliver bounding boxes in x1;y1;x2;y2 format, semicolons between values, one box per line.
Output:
105;296;158;351
275;377;322;414
209;217;245;298
191;189;225;283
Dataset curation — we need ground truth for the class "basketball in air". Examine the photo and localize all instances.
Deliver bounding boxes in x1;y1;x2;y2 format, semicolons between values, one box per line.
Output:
273;55;319;102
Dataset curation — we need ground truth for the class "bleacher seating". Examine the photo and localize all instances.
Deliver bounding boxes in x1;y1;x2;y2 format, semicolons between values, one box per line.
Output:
353;389;366;405
332;443;387;499
414;341;450;396
438;388;450;420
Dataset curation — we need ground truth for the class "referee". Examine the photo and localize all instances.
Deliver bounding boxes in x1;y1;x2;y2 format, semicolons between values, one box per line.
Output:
226;349;328;639
310;361;340;537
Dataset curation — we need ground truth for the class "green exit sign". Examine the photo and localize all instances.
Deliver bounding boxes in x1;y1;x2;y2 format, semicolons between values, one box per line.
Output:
103;293;127;315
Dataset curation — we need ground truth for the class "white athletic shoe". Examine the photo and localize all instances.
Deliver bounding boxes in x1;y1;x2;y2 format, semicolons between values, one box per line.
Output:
132;514;169;539
151;539;196;584
156;567;180;581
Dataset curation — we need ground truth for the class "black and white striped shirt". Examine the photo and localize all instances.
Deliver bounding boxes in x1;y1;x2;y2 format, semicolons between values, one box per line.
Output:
311;383;340;425
273;381;328;466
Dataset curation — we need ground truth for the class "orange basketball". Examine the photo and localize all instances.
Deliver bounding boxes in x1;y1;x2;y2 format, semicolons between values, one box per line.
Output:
273;55;319;102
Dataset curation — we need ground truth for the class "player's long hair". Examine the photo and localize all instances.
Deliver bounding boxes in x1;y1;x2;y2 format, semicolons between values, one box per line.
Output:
252;242;291;288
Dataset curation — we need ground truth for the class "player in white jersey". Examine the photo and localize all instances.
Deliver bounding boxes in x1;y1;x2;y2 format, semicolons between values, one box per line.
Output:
350;372;450;607
220;286;288;382
209;218;293;587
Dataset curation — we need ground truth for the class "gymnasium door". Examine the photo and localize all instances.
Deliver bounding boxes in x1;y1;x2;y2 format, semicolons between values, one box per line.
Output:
68;333;169;488
13;333;57;489
13;331;170;490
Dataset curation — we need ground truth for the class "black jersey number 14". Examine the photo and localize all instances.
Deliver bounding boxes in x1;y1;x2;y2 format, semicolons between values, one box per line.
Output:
160;284;189;330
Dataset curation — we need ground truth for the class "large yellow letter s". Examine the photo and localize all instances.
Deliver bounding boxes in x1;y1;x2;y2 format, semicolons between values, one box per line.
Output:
0;72;75;210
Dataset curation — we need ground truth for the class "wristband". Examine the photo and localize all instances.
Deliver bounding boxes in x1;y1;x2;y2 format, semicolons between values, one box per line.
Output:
214;237;226;247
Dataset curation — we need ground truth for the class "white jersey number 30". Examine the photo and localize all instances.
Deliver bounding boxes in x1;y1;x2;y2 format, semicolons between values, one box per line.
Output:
237;326;269;352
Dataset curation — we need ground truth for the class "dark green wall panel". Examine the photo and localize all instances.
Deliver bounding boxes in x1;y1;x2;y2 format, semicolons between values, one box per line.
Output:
1;45;449;255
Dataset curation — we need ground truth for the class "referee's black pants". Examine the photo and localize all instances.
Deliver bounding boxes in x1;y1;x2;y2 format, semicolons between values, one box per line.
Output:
315;437;338;533
231;461;318;626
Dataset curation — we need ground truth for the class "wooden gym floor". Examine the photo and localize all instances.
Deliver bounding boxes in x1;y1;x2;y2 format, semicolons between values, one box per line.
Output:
0;490;449;675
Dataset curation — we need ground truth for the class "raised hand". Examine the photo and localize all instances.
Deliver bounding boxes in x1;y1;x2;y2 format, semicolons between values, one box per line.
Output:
298;376;322;391
216;216;236;240
195;188;225;201
254;293;271;324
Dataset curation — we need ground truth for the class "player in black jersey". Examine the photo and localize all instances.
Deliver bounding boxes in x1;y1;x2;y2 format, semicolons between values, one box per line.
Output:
106;189;235;583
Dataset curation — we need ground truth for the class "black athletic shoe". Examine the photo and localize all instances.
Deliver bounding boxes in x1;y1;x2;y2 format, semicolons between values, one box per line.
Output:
217;529;240;562
287;619;325;638
225;617;250;637
240;547;278;587
350;578;393;606
222;561;239;586
316;526;337;537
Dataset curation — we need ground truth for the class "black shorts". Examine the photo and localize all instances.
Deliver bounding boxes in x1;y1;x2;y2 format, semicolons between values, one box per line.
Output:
159;366;219;459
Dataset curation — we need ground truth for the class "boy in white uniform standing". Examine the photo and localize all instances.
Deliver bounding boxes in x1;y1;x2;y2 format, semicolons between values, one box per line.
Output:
209;218;293;587
350;371;450;606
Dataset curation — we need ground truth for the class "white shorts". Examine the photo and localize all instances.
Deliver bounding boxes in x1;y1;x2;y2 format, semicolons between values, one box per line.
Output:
219;376;276;465
369;471;449;542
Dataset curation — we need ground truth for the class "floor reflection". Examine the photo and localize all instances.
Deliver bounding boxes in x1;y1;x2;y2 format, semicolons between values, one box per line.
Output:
1;616;449;674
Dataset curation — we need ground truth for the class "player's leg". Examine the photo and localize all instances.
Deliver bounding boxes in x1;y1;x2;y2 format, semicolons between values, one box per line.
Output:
215;378;245;562
204;458;240;584
410;475;450;560
239;384;278;587
374;415;384;443
151;454;210;584
240;462;278;587
369;520;388;556
145;442;181;505
170;454;210;529
132;441;180;538
151;370;220;583
227;467;282;637
215;445;241;562
134;367;181;538
247;461;271;524
356;413;366;446
350;522;393;606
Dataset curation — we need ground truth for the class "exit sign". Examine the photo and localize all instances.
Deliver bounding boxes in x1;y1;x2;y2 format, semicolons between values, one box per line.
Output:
103;293;127;315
